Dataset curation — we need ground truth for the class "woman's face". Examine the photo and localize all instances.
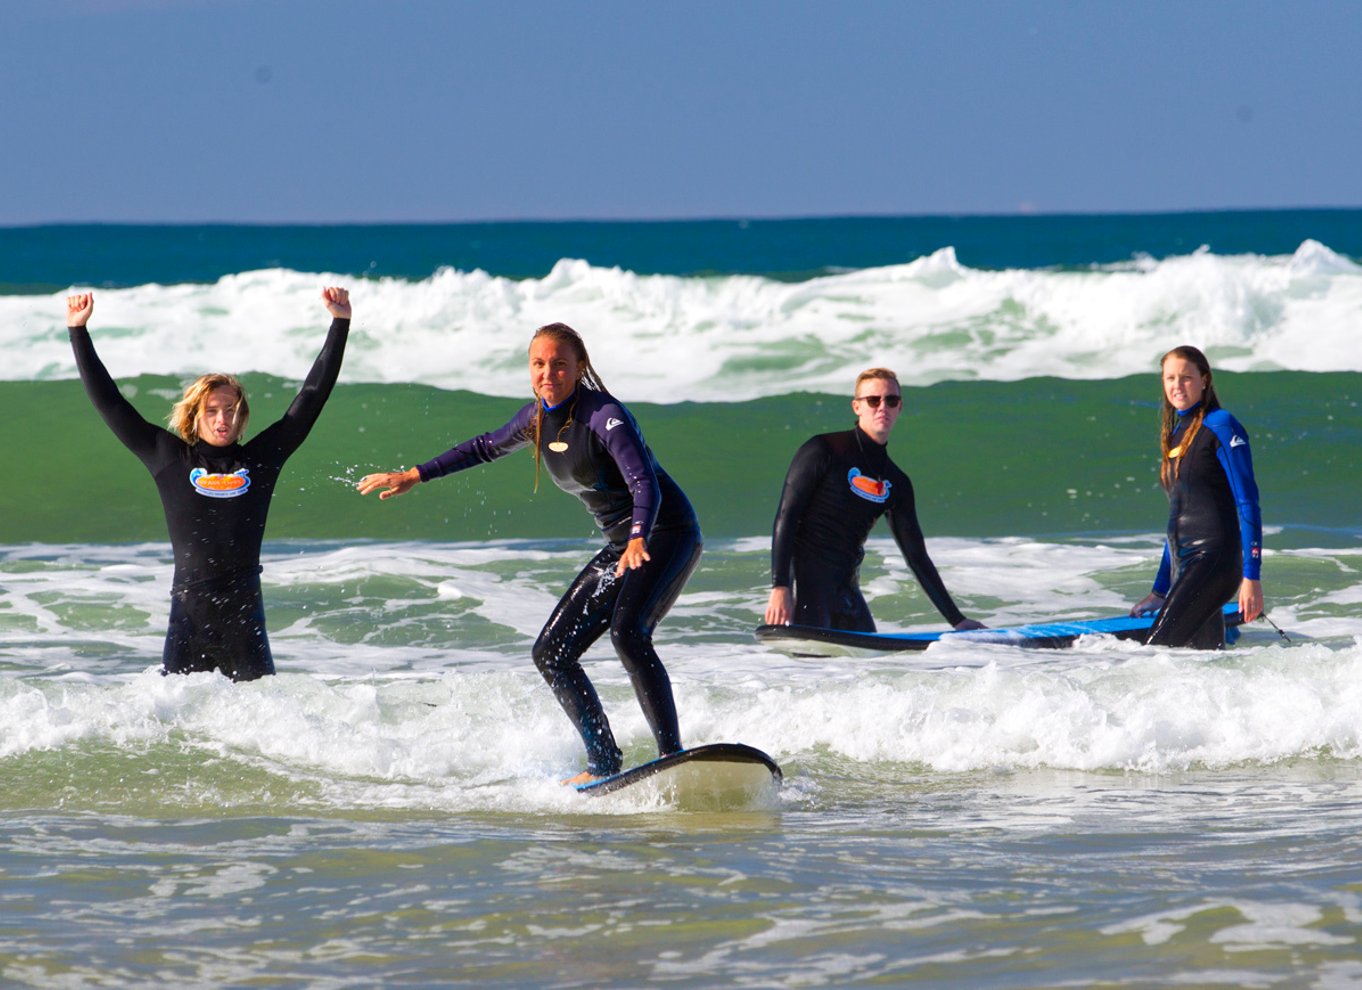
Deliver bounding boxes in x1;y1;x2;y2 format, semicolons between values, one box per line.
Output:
530;336;582;407
197;386;243;446
1162;356;1207;412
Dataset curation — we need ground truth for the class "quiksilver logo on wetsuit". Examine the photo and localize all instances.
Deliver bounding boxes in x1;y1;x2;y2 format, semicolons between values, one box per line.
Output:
847;467;890;504
189;467;251;499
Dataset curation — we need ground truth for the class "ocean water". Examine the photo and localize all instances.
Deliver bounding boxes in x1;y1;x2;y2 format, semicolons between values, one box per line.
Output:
2;213;1362;987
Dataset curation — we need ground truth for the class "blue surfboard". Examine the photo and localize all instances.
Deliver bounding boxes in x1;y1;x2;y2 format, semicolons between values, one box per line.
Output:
574;743;782;806
756;602;1245;656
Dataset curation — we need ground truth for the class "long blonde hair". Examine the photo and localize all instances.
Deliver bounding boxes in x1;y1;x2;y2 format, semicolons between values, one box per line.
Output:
530;323;606;492
167;373;250;444
1158;345;1219;489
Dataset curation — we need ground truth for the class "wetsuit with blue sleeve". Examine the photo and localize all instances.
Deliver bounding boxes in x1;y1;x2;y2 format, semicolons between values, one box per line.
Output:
1145;404;1262;648
69;318;350;680
417;386;701;776
770;426;966;632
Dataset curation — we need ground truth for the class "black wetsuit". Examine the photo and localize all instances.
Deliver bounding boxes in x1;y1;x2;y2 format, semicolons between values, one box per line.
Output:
770;426;965;632
1145;405;1262;649
417;386;701;776
69;318;350;680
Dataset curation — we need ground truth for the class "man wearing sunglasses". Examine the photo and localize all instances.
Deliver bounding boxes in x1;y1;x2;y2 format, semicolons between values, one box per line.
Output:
764;368;984;633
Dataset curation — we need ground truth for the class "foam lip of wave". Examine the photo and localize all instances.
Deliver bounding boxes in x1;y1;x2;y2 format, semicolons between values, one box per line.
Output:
6;241;1359;401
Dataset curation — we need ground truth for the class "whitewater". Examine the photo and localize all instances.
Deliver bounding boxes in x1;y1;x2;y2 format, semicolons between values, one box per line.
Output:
4;239;1360;401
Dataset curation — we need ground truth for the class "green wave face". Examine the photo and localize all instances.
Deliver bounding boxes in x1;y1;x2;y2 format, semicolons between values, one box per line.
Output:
7;370;1358;547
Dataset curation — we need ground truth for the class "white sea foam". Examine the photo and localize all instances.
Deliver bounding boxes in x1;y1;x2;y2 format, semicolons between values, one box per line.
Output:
3;538;1361;814
9;240;1360;401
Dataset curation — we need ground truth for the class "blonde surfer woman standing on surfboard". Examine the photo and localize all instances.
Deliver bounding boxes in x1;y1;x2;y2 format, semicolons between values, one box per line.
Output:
357;323;702;785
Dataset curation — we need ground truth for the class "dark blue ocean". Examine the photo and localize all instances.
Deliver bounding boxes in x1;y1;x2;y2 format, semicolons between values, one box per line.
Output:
6;208;1362;291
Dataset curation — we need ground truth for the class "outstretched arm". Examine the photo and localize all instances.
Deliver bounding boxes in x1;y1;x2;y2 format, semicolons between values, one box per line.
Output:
67;292;164;461
361;405;537;505
885;470;969;629
590;403;665;578
357;467;421;500
260;286;352;455
1208;412;1264;622
764;438;827;625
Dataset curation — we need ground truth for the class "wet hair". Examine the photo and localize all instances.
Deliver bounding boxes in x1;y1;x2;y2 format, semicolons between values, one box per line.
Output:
167;373;250;444
853;368;900;397
1158;345;1220;488
529;323;607;492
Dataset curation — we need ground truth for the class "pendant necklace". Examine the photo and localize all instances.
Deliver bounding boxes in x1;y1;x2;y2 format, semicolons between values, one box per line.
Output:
547;394;578;453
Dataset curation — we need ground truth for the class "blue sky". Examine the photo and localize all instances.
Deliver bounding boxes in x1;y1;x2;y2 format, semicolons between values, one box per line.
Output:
7;0;1360;224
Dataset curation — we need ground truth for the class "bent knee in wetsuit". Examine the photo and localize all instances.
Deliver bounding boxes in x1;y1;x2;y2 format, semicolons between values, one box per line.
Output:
606;526;702;666
605;526;701;757
530;550;624;775
532;622;623;775
609;619;682;757
531;551;617;680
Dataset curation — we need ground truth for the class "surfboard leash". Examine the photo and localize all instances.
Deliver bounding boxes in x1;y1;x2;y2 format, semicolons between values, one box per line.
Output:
1259;612;1292;644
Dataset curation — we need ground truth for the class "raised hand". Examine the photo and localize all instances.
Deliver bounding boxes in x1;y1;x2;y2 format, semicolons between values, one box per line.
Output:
322;286;352;319
67;292;94;327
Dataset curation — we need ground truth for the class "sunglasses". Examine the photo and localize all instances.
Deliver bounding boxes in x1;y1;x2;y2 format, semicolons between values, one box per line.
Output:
855;393;902;409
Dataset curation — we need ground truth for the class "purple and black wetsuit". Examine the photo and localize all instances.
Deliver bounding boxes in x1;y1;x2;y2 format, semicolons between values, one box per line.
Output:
417;386;701;777
1145;403;1262;649
69;318;350;681
770;426;966;633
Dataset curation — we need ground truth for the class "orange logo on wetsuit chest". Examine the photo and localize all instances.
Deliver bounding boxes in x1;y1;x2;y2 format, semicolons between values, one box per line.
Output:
189;467;251;499
847;467;890;504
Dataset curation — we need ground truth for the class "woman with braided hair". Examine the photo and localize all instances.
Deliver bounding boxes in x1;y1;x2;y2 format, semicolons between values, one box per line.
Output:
1130;345;1264;648
358;323;701;783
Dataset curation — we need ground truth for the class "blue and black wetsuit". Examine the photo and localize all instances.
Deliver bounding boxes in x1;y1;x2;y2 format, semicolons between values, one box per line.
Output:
417;386;701;776
69;318;350;680
770;426;965;632
1145;404;1262;648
